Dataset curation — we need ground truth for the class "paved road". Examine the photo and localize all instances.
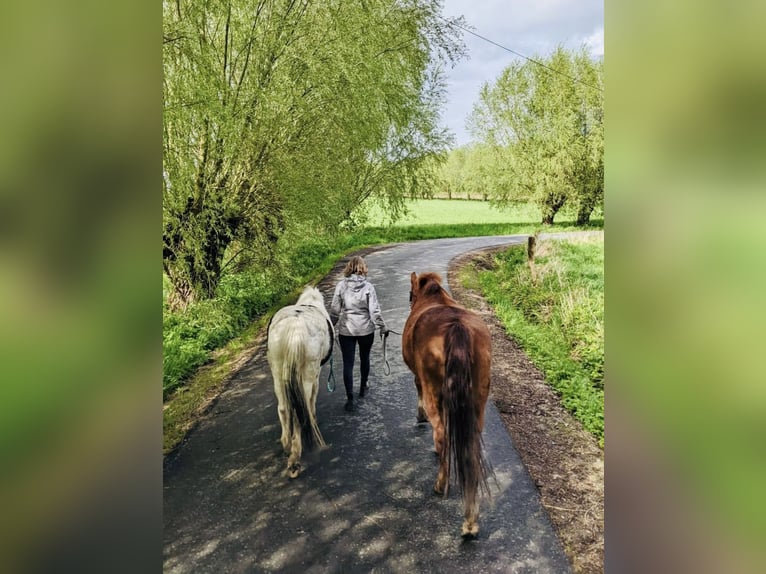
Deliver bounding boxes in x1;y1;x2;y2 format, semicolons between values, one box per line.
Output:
164;235;572;573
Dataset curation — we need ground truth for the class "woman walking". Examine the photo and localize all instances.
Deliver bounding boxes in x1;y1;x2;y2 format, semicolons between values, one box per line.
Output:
331;256;389;412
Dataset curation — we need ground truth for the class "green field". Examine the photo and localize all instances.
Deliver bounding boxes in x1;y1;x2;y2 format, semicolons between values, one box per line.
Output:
364;199;547;226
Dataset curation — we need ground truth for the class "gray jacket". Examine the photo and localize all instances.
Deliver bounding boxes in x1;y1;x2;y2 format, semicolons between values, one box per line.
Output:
330;274;387;337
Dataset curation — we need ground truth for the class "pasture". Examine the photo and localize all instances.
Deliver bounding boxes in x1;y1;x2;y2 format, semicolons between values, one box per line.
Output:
364;199;544;226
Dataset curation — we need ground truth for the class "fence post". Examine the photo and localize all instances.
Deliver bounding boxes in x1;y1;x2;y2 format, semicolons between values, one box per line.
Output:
527;235;536;262
527;235;537;282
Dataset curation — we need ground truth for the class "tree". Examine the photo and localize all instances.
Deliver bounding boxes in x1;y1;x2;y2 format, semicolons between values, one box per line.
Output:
571;50;604;225
163;0;464;308
468;46;603;224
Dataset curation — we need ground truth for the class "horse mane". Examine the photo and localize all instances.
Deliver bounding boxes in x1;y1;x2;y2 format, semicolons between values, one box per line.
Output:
418;273;443;294
297;286;323;307
417;272;451;303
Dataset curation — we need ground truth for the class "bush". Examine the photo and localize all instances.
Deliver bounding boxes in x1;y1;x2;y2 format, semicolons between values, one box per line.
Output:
162;269;286;397
162;238;334;398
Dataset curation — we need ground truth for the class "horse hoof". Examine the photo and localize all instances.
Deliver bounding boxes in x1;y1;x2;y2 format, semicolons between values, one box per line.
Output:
416;409;427;423
433;484;445;496
461;523;479;539
288;463;302;478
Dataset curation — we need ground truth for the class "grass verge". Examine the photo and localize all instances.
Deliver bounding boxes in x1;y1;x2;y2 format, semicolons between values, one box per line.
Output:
470;234;604;446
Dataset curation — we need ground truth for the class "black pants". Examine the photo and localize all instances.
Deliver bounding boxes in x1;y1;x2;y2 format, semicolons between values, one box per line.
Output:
338;333;375;399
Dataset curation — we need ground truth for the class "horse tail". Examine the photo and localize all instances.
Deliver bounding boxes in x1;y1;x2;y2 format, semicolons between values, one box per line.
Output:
443;320;491;502
281;321;325;452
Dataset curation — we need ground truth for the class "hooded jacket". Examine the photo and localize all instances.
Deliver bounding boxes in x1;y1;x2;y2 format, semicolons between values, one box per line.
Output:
330;274;387;337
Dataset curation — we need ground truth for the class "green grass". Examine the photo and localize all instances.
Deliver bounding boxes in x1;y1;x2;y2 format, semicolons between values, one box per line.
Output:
364;198;544;226
470;234;604;445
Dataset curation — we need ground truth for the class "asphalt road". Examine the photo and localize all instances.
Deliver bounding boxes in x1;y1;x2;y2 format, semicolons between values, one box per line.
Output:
164;235;572;573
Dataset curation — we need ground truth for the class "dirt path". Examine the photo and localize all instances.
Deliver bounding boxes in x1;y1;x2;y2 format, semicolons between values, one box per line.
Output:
448;246;604;574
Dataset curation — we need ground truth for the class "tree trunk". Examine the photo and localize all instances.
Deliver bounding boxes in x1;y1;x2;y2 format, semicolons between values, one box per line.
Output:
541;193;567;225
576;205;593;226
163;225;232;310
163;199;239;310
576;192;597;226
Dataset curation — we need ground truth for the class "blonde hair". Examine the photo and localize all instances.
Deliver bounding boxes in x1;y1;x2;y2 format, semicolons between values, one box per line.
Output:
343;256;368;277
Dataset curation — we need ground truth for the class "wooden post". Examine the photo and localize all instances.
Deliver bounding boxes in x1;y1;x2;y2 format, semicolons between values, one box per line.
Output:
527;235;537;283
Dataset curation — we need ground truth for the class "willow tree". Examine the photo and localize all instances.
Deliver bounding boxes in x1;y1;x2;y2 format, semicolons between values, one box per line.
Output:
163;0;464;307
468;47;603;225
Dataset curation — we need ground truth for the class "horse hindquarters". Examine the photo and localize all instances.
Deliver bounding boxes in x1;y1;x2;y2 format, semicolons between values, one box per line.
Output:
443;321;490;538
276;322;325;478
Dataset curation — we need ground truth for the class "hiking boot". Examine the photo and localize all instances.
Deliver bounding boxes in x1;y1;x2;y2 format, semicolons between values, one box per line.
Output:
344;399;355;412
359;383;368;398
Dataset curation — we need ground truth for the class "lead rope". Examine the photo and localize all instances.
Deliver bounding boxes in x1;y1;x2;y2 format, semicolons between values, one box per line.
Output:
326;353;336;392
383;332;391;375
328;328;401;389
382;328;403;376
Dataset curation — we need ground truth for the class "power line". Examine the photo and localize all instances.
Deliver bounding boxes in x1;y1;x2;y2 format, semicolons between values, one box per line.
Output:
439;16;603;92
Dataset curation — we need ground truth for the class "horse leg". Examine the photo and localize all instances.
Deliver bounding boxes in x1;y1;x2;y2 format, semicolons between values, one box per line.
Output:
475;369;491;432
273;377;290;454
287;413;303;478
414;376;428;423
288;369;320;478
433;434;448;496
305;365;325;447
461;495;480;539
309;380;319;423
465;369;489;538
422;389;448;495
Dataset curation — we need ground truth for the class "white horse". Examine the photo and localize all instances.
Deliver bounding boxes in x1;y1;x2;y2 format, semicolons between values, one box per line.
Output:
267;286;334;478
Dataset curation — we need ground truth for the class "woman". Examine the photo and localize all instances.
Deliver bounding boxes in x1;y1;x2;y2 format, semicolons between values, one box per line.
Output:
331;256;389;412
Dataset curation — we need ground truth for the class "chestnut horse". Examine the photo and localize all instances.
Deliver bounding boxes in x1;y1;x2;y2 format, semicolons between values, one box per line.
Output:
402;271;493;538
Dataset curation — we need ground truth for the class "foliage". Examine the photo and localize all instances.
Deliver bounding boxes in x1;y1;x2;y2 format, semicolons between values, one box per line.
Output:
474;236;604;444
163;270;280;397
163;0;465;307
433;143;504;200
468;47;604;225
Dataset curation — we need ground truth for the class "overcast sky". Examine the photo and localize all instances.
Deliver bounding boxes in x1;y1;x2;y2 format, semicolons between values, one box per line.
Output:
440;0;604;147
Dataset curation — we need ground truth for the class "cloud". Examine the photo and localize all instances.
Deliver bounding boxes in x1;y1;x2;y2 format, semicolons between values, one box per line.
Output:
585;27;604;57
440;0;604;146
